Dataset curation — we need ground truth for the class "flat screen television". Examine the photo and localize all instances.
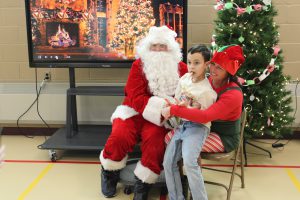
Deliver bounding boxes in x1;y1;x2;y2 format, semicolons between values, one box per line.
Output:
25;0;188;68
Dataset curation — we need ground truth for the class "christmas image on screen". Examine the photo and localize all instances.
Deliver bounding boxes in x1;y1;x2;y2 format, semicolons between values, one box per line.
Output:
27;0;185;64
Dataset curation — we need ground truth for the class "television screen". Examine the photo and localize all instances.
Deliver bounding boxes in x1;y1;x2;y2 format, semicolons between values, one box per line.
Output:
25;0;187;68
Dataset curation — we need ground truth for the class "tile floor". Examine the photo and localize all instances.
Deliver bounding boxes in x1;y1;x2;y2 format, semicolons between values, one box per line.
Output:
0;135;299;200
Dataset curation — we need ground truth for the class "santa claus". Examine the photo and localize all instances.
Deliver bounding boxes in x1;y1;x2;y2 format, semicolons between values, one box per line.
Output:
99;26;187;199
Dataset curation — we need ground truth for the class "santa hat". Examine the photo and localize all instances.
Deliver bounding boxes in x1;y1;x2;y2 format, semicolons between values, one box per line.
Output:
145;25;177;45
211;45;245;75
136;26;182;62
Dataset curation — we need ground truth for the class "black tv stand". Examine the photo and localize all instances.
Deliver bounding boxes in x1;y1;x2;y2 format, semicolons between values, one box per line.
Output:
38;68;124;161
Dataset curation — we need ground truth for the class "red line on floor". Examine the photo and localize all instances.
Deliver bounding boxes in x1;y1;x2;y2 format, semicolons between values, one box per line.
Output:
4;160;300;168
203;164;300;168
244;164;300;168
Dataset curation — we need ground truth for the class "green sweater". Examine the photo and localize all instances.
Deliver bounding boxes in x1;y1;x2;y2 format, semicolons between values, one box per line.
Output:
211;119;241;152
211;86;242;152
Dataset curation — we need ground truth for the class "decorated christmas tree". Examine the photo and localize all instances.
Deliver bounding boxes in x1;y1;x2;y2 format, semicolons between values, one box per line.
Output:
212;0;294;138
109;0;155;56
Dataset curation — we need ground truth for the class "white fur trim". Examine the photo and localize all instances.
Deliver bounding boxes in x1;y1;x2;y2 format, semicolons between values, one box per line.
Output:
142;96;166;126
134;161;159;184
99;150;128;171
136;26;181;62
110;105;138;123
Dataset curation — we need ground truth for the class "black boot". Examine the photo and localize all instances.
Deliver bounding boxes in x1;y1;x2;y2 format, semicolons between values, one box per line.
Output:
133;176;151;200
101;167;120;198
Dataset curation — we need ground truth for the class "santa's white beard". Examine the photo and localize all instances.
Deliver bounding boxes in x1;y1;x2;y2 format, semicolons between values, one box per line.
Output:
141;51;180;98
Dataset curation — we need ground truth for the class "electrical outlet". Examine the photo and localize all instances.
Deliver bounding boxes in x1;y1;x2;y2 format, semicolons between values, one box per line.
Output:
44;72;51;81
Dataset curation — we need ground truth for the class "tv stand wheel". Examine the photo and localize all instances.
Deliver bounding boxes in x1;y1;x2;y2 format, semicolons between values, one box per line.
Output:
49;150;58;162
123;185;133;195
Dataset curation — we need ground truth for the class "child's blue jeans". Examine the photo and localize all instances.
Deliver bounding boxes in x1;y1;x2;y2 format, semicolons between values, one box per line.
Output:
163;121;209;200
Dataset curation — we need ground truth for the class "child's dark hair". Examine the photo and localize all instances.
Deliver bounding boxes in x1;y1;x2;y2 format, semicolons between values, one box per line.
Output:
188;44;211;62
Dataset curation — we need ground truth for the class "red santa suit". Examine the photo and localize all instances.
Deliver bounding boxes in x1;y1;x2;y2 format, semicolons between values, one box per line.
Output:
100;25;187;184
100;58;187;183
100;26;188;184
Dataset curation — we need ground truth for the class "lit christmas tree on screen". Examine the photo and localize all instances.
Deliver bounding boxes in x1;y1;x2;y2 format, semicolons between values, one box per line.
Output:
109;0;155;56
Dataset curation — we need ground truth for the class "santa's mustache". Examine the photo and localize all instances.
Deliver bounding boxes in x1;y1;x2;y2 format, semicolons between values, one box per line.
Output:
142;51;176;65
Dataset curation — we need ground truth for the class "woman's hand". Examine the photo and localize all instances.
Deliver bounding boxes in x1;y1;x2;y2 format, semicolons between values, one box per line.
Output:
165;98;176;106
162;96;192;120
178;98;191;107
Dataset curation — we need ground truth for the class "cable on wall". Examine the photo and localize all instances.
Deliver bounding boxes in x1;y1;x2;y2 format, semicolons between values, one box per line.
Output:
16;68;50;139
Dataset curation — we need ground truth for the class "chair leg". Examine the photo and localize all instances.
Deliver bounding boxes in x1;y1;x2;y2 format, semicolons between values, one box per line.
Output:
243;139;248;166
227;147;241;200
240;141;245;188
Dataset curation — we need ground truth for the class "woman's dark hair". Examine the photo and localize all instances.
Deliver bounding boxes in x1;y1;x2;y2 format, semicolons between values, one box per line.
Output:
188;44;211;62
229;74;242;88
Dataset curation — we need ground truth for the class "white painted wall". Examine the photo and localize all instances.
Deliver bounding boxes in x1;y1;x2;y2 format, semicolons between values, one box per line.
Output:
286;83;300;128
0;82;124;125
0;82;299;128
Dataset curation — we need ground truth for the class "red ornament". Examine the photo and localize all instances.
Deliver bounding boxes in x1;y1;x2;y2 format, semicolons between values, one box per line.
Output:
273;45;281;56
253;4;263;11
216;4;224;11
267;65;275;73
237;7;246;15
237;76;246;85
